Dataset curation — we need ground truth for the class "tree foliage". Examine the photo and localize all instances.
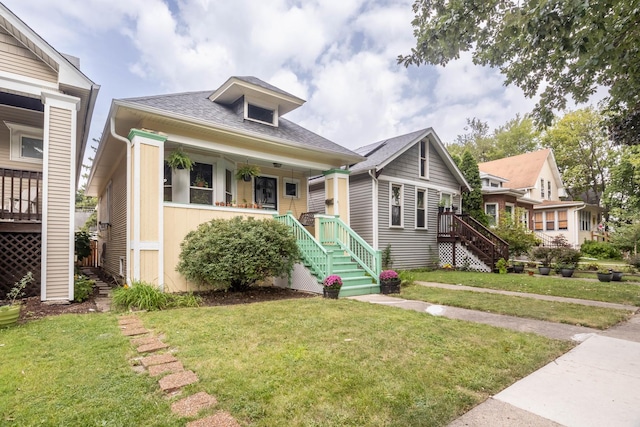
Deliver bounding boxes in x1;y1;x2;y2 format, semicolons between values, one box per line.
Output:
400;0;640;145
542;108;615;204
74;230;92;261
448;115;540;162
493;208;538;257
458;150;486;225
604;145;640;223
177;217;300;291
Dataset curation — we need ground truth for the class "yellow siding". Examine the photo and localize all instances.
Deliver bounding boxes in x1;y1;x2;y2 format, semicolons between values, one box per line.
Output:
0;28;58;83
140;251;159;284
325;177;335;215
163;205;273;292
99;152;127;280
140;144;159;241
337;176;349;223
44;107;72;299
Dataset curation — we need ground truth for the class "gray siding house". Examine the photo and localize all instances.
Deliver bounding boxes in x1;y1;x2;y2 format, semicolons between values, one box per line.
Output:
312;128;470;270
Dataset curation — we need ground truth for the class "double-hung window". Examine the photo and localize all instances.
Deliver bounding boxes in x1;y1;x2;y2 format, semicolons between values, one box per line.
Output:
416;189;427;229
390;183;403;227
419;140;428;178
558;210;568;230
485;203;498;226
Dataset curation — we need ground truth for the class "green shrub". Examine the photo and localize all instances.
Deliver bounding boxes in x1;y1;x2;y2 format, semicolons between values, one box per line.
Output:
75;230;92;261
398;270;415;287
496;258;508;274
73;274;94;302
112;281;202;311
628;255;640;269
177;217;300;291
556;247;582;267
580;241;622;259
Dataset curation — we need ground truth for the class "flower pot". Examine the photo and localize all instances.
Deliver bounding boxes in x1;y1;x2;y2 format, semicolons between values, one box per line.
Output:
528;270;534;276
560;268;575;278
538;266;551;276
323;287;340;299
597;272;613;282
612;271;623;281
0;305;20;328
380;278;401;294
242;174;252;182
513;265;524;273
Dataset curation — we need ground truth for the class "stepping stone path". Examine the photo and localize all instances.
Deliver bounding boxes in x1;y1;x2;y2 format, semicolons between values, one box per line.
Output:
118;315;239;426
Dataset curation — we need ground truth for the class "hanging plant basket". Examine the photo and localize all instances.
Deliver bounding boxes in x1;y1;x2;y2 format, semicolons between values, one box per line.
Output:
235;164;260;181
166;147;194;170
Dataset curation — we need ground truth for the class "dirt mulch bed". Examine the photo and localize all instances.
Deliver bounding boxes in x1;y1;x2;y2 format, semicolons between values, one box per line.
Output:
13;286;315;323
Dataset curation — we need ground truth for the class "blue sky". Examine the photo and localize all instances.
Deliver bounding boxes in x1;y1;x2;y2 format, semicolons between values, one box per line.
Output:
4;0;549;156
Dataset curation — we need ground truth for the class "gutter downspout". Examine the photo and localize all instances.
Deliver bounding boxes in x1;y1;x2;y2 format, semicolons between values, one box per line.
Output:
110;116;131;285
368;169;379;249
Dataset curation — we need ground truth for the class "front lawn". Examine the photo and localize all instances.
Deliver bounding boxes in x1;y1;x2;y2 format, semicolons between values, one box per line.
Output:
412;270;640;306
0;314;182;426
401;284;632;329
140;298;571;426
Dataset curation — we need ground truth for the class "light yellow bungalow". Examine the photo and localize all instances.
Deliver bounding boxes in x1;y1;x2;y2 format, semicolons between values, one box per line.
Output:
0;4;99;301
87;76;381;296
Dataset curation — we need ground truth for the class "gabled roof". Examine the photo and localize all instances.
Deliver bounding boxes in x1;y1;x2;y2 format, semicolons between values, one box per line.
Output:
119;89;360;159
350;127;470;190
478;149;563;190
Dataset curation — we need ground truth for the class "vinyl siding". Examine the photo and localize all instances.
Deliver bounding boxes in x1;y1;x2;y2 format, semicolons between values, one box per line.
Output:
0;27;57;83
0;106;44;170
44;107;72;300
376;140;460;269
348;173;373;246
308;181;324;213
98;151;127;280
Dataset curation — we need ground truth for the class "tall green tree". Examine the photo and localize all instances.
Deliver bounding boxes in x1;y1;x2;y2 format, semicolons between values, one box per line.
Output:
447;118;493;162
604;145;640;224
399;0;640;145
492;115;540;159
543;108;615;205
459;150;487;225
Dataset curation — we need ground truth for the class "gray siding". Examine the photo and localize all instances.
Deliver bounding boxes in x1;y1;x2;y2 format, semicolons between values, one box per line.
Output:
376;139;461;269
348;173;373;245
308;181;325;213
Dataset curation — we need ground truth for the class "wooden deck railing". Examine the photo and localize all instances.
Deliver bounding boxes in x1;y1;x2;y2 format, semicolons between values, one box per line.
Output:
0;168;42;222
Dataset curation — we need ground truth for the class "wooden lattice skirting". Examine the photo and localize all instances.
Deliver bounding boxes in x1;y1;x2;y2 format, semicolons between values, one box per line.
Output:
0;231;41;299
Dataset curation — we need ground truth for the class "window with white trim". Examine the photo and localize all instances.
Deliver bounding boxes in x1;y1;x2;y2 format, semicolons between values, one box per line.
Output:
547;181;552;200
390;183;403;227
419;139;429;178
558;209;568;230
540;179;545;198
5;122;43;164
545;211;555;231
244;99;278;126
485;203;498;226
440;193;452;208
580;210;591;231
416;188;427;229
283;177;300;198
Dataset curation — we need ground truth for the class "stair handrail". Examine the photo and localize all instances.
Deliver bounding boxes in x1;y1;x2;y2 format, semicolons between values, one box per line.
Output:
459;214;509;261
317;215;381;283
273;212;332;280
452;215;496;264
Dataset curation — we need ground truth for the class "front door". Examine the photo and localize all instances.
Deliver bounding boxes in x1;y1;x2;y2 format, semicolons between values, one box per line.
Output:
254;176;277;210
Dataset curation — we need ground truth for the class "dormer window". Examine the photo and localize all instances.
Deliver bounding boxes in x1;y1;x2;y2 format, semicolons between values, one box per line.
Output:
245;100;278;126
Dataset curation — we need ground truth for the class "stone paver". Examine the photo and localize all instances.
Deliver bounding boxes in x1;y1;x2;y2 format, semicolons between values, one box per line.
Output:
122;327;150;336
140;353;179;367
119;315;139;322
137;341;169;353
148;361;184;377
131;336;159;346
186;411;240;427
158;370;198;392
171;391;218;417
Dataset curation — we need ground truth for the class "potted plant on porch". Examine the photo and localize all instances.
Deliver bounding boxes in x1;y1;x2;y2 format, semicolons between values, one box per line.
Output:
0;272;33;328
322;275;342;299
379;270;401;294
530;246;556;275
166;147;194;170
235;164;260;182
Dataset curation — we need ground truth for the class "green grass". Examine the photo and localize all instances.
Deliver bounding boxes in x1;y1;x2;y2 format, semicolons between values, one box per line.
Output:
140;298;572;426
411;270;640;306
401;285;632;329
0;314;183;426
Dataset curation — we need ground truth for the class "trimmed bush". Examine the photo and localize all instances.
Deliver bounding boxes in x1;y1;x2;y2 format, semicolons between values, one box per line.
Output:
177;217;300;291
580;241;622;260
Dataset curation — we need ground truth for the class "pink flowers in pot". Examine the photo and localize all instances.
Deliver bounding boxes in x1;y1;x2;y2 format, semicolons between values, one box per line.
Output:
323;275;343;289
379;270;399;282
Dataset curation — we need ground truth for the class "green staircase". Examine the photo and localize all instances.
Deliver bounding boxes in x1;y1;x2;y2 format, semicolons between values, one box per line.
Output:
274;212;380;297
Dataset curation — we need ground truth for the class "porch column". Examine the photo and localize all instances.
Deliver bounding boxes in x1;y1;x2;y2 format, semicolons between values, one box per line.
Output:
128;129;167;289
40;91;80;302
322;169;351;224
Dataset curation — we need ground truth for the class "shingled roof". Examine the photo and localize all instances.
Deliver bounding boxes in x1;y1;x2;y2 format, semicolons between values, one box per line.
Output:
478;149;554;189
118;78;359;159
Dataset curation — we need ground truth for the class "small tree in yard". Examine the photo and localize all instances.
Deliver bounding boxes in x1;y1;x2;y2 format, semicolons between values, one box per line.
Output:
493;208;538;259
177;217;300;291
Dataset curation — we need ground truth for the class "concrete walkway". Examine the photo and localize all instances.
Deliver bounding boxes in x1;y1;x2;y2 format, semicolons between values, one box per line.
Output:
349;292;640;426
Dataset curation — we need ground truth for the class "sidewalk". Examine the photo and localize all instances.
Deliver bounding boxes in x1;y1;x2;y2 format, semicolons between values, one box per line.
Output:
349;292;640;426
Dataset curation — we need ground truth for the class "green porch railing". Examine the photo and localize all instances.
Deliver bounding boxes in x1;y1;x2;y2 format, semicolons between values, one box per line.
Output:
317;215;381;284
273;212;332;281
